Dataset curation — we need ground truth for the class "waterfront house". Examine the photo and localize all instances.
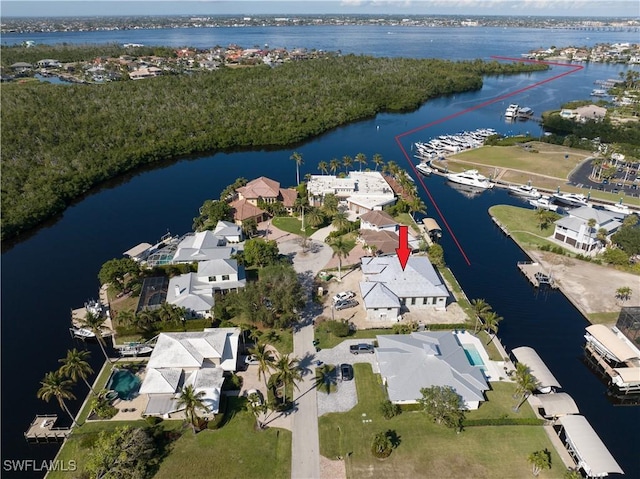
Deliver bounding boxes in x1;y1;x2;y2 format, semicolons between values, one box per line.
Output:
139;328;240;419
236;176;298;213
307;171;396;214
575;104;607;123
172;230;239;263
360;255;449;321
358;210;420;256
552;206;622;252
230;198;268;225
375;331;489;408
359;210;398;232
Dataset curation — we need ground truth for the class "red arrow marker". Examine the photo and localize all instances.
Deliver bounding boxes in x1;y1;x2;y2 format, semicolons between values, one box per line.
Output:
396;225;411;270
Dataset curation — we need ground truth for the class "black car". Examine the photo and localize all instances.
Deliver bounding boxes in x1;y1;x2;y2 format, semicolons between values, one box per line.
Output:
340;363;354;381
335;299;359;311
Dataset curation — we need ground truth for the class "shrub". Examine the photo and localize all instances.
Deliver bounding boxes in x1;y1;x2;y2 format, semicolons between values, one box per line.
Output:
325;319;350;337
145;416;163;426
462;418;544;427
371;431;393;458
398;403;423;412
380;400;401;419
222;373;243;391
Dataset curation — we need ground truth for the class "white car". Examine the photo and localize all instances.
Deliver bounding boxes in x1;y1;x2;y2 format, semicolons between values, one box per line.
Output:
244;354;259;365
332;291;355;303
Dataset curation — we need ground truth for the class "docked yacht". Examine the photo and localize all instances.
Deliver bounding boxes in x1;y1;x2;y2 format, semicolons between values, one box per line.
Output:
552;192;589;208
508;183;541;199
445;169;494;189
602;200;631;216
415;163;433;176
504;104;519;119
529;195;558;212
517;107;534;119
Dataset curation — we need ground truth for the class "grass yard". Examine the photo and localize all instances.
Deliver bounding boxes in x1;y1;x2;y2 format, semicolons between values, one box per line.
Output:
489;205;568;252
394;212;421;233
319;364;565;479
154;397;291;479
314;326;390;349
272;216;317;237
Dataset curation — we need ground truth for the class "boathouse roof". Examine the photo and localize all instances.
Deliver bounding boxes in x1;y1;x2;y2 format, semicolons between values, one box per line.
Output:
512;346;562;391
586;325;639;363
536;392;579;418
558;415;624;477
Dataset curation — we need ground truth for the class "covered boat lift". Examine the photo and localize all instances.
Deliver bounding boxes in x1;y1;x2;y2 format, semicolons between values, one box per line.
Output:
422;218;442;241
536;392;579;419
512;346;562;393
584;325;639;365
557;415;624;478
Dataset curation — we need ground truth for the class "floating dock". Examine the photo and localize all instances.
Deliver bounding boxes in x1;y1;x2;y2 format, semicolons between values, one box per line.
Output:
517;261;557;288
24;415;71;443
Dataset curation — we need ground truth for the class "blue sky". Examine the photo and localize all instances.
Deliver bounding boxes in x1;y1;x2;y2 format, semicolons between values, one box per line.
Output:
1;1;639;17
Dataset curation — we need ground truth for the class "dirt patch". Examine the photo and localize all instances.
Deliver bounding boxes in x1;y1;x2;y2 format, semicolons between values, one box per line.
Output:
320;456;346;479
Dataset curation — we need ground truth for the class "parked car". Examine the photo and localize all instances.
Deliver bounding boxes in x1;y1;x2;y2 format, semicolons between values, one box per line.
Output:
350;343;374;354
340;363;354;381
335;299;358;311
332;291;355;303
244;354;259;366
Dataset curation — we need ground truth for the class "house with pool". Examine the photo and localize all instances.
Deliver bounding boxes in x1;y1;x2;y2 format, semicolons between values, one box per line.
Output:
138;328;240;419
375;331;490;409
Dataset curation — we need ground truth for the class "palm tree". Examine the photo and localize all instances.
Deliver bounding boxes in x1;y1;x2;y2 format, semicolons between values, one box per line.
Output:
79;311;111;364
176;384;209;433
314;364;337;395
471;298;492;333
586;218;597;252
317;161;329;175
596;227;608;244
616;286;633;303
372;153;384;171
408;194;427;221
481;311;503;344
329;236;351;280
290;151;304;186
273;354;302;392
305;207;324;228
59;349;95;394
37;370;79;427
355;152;367;171
249;342;275;389
115;309;135;329
342;155;353;174
332;211;350;231
329;158;340;175
513;363;539;411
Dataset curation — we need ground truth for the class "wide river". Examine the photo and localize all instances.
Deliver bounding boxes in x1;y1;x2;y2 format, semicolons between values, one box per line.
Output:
2;25;639;478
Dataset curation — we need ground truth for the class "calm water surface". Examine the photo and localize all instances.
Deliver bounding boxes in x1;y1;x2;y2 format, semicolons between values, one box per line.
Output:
2;26;639;478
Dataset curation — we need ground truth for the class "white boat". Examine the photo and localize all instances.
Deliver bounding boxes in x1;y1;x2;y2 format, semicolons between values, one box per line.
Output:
415;163;433;176
517;107;534;119
70;327;96;339
602;200;631;216
529;196;558;211
505;104;519;118
552;192;589;208
119;343;154;357
508;184;541;199
445;169;494;189
591;89;607;97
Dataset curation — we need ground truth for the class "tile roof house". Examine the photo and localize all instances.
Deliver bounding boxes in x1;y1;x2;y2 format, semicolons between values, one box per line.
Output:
229;198;267;225
360;255;449;321
376;331;489;408
553;206;622;252
360;210;398;232
236;176;298;210
140;328;239;418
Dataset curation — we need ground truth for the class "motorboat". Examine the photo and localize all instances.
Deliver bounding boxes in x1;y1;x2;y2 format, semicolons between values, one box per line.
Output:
415;163;433;176
508;183;541;199
517;107;534;119
505;104;519;119
70;327;96;339
119;343;154;357
445;169;494;189
529;195;558;212
552;192;589;208
602;200;632;216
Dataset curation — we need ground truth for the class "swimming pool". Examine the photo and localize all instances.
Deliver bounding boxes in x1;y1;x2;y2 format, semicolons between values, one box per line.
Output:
106;368;141;400
463;345;486;368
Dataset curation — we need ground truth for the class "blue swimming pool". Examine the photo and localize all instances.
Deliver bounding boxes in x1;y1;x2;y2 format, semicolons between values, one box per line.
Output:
107;368;141;400
463;345;486;368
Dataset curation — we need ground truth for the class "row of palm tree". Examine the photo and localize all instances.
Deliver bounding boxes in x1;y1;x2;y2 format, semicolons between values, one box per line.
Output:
470;298;504;343
37;349;95;427
314;153;387;177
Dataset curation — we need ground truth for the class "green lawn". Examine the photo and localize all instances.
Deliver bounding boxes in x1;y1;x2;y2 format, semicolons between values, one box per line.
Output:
489;205;569;252
394;212;421;233
319;364;565;479
314;326;390;350
272;216;317;236
154;398;291;479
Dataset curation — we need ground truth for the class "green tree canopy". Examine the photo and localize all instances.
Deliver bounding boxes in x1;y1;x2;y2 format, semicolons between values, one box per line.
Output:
98;257;139;292
418;385;465;431
193;199;233;231
243;238;280;268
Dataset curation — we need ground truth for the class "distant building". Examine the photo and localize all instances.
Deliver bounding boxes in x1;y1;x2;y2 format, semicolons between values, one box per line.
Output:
553;206;622;252
575;104;607;123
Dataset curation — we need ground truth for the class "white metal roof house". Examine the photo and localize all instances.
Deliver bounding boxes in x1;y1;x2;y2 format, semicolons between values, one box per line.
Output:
140;328;239;418
375;332;489;409
553;206;622;253
307;171;396;213
172;230;239;263
360;255;449;321
212;220;243;243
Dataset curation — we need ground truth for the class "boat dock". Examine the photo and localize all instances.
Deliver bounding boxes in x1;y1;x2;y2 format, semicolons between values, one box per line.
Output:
517;261;558;288
24;415;71;443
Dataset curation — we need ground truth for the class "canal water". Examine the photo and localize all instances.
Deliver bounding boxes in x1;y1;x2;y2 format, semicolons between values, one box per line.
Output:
2;26;639;477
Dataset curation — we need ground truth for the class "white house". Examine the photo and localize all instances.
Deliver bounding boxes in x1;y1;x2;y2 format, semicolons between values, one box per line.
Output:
172;230;239;263
375;331;489;409
307;171;396;213
359;210;398;232
553;206;622;252
140;328;240;418
360;255;449;321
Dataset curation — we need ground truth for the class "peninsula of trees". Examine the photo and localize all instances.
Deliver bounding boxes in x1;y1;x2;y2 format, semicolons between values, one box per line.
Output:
0;48;546;241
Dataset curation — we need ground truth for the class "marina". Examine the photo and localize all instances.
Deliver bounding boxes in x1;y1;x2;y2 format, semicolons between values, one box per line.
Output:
413;128;496;161
445;169;494;189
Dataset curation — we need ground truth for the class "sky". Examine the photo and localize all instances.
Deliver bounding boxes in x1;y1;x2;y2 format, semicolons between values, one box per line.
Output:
1;1;639;18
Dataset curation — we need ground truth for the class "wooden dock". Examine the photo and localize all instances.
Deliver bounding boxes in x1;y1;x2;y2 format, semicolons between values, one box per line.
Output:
517;261;558;288
24;415;71;443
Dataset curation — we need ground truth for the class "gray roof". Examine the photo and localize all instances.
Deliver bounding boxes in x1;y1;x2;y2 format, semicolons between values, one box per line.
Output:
166;273;214;313
361;255;449;300
555;207;622;234
198;258;239;277
512;346;562;390
376;332;488;405
559;415;624;476
360;282;401;308
213;220;242;239
172;231;237;263
144;393;179;416
139;368;183;394
536;392;579;418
